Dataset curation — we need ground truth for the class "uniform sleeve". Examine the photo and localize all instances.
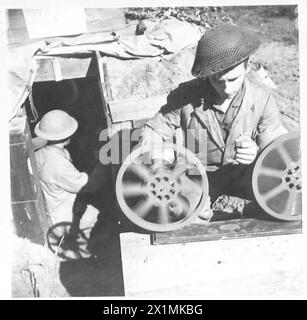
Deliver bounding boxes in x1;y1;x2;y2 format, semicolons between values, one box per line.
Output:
142;85;186;143
140;80;200;146
145;108;181;141
256;93;288;150
57;159;88;193
139;125;165;146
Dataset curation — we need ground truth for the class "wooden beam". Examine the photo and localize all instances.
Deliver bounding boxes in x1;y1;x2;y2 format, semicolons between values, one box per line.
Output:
152;218;302;245
94;51;113;130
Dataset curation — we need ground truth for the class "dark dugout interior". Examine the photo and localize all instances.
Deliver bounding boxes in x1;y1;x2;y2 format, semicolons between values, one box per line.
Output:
26;77;104;174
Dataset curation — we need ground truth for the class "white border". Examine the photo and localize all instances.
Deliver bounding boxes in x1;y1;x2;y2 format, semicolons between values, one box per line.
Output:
0;0;306;300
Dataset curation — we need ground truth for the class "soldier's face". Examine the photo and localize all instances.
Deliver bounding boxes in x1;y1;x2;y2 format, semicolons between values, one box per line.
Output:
208;60;249;99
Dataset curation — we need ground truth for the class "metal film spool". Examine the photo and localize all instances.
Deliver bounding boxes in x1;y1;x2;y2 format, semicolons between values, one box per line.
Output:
252;132;302;221
116;143;209;232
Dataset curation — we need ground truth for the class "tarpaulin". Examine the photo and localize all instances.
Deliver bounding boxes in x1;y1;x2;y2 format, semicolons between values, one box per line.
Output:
37;18;203;58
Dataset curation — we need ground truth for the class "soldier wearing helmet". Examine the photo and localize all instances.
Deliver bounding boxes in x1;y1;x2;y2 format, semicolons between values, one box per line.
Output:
139;24;287;221
35;110;98;230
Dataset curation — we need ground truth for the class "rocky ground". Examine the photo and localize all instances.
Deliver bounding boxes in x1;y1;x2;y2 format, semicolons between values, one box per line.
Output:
12;236;68;297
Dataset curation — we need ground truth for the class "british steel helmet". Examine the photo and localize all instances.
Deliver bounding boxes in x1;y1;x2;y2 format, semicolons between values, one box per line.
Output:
191;24;261;78
34;110;78;141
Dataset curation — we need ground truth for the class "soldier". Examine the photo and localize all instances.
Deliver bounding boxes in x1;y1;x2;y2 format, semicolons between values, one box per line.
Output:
139;24;287;221
35;110;98;231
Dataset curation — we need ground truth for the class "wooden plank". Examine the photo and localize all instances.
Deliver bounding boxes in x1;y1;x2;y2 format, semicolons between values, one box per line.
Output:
9;116;28;145
152;218;302;245
102;61;113;101
108;95;166;123
11;200;47;245
35;56;97;82
10;143;37;203
10;116;49;245
94;51;113;133
34;57;55;82
120;232;304;297
10;117;37;203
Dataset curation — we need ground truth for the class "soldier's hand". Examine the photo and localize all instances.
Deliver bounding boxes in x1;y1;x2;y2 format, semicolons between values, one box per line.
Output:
235;135;258;165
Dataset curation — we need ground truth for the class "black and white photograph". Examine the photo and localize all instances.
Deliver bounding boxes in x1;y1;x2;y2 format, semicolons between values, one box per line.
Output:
1;0;306;300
